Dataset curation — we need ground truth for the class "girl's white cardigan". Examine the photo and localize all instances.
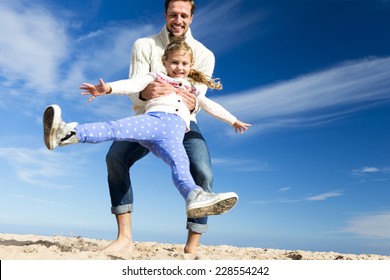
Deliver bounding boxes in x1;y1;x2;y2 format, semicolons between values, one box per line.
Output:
108;72;237;130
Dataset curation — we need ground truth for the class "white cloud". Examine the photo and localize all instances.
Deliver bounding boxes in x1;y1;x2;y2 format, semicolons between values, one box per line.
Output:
0;0;262;100
2;1;390;140
57;24;156;104
343;211;390;239
358;167;380;173
212;157;269;172
305;191;343;201
0;1;70;92
9;194;70;207
350;167;390;185
193;0;264;52
251;190;343;205
0;1;157;110
352;166;382;176
250;200;270;205
0;147;87;189
212;56;390;135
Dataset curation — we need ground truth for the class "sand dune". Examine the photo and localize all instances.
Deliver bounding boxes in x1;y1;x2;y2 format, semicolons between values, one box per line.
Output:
0;233;389;260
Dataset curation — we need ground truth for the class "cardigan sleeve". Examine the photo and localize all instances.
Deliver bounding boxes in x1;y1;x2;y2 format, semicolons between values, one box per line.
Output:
197;95;237;126
107;74;155;96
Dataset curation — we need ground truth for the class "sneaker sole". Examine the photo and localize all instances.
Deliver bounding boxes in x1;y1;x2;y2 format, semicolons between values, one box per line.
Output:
43;104;61;150
186;193;238;219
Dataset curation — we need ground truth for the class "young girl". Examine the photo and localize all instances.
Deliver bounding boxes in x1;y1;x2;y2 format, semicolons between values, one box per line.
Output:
43;39;251;219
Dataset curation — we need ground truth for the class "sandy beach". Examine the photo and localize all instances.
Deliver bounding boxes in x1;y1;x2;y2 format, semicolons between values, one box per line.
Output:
0;233;389;260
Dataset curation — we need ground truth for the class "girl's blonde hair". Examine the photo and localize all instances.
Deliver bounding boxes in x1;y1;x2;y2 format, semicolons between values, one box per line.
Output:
162;38;222;90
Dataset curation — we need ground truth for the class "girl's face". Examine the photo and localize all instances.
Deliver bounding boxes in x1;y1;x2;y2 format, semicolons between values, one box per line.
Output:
163;50;192;79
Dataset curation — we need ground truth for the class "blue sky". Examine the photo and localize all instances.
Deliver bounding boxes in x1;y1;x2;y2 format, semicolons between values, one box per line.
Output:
1;0;390;256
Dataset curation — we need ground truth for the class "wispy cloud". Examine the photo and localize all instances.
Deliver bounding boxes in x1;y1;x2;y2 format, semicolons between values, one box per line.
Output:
251;190;343;205
193;0;264;52
353;166;380;174
351;166;390;176
0;0;263;116
250;200;271;205
305;190;343;201
0;147;88;189
212;56;390;135
2;1;390;140
9;194;70;207
343;211;390;239
0;1;70;93
350;166;390;185
212;157;269;172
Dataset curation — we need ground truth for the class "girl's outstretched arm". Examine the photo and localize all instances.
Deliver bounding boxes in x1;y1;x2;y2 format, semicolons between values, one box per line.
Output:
197;94;251;133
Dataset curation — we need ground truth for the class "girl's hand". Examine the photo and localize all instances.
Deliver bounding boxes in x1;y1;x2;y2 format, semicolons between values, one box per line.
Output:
233;120;252;134
80;78;111;102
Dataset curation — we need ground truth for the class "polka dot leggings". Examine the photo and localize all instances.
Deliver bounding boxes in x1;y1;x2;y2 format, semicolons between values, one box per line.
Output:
75;112;199;199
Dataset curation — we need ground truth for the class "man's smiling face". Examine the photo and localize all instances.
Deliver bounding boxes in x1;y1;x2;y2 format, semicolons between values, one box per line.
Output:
165;1;193;37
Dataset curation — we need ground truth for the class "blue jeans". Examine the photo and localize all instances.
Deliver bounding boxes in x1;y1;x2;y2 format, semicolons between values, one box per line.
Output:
106;121;213;233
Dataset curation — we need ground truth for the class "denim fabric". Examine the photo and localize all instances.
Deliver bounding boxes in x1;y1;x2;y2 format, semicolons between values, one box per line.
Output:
182;121;213;232
106;120;213;233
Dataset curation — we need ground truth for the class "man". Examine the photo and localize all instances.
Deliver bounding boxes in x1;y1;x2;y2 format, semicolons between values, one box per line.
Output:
105;0;215;254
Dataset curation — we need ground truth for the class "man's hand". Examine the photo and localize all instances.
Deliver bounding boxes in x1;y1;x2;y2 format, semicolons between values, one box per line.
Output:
140;79;196;112
140;80;175;100
175;87;196;112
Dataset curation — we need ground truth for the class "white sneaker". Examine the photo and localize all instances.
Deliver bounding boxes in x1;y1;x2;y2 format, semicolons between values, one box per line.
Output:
186;188;238;218
43;104;79;150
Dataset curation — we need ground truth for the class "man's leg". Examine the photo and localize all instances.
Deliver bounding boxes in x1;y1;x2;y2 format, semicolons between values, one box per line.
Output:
103;212;132;252
183;121;213;254
104;141;149;252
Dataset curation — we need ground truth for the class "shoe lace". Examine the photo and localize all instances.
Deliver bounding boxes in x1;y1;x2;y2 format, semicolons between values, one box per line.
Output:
58;121;73;142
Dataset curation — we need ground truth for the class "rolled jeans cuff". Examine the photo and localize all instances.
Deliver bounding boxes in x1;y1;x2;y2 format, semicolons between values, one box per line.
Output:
111;204;133;215
187;221;208;234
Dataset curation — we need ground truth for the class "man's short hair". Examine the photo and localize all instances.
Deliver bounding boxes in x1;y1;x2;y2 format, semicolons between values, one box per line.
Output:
165;0;196;16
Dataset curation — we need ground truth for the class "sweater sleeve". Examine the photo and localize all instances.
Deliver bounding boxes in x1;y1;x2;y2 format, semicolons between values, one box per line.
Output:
197;95;237;126
129;39;152;79
126;39;154;110
190;42;216;115
107;74;155;96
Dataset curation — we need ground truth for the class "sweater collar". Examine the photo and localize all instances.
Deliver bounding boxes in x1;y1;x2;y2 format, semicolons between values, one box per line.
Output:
160;25;194;45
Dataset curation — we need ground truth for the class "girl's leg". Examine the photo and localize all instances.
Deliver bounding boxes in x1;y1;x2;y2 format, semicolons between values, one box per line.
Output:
142;137;199;199
137;113;199;199
137;115;239;219
43;104;173;149
76;114;158;143
45;111;156;149
144;137;239;218
43;105;238;218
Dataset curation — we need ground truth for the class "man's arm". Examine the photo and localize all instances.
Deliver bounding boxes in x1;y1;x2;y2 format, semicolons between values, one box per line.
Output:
129;39;152;79
127;39;153;107
184;44;216;114
129;39;178;105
